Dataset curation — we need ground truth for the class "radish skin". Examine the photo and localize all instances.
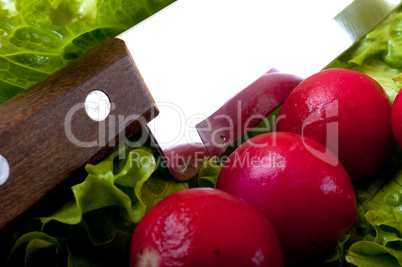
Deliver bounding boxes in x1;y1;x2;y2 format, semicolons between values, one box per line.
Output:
216;132;357;263
392;90;402;149
277;68;395;180
130;188;284;267
163;143;208;181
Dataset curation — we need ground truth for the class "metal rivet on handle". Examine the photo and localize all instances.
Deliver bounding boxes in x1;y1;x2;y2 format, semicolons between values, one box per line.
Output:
0;154;9;186
85;90;111;121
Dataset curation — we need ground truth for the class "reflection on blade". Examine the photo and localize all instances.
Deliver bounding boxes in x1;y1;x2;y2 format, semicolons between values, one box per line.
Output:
334;0;400;42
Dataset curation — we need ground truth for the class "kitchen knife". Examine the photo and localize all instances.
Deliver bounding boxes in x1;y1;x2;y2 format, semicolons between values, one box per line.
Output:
0;0;399;230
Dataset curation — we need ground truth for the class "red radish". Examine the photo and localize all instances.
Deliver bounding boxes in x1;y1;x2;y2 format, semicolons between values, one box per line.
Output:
196;68;303;157
276;68;395;180
163;143;209;181
130;188;284;267
216;132;357;263
392;90;402;149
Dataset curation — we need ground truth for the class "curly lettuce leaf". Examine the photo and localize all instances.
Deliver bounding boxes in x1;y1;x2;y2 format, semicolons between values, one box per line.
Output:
327;57;402;103
346;6;402;67
346;241;400;266
344;164;402;266
351;60;402;103
0;0;175;104
49;0;98;25
326;7;402;103
142;175;189;210
6;232;61;266
322;234;350;265
6;146;188;266
40;148;156;243
197;157;223;188
329;9;402;263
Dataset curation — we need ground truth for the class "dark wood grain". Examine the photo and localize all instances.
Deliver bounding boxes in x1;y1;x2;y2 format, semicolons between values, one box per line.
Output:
0;38;158;230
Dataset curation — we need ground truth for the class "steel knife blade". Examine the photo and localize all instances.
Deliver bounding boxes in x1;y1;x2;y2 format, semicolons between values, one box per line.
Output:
121;0;401;178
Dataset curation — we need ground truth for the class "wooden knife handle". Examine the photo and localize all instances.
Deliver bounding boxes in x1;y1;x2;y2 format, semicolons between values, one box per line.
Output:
0;38;158;230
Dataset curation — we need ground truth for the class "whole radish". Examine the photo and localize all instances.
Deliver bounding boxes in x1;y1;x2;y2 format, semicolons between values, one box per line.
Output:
216;132;357;263
392;90;402;149
130;188;284;267
276;68;395;181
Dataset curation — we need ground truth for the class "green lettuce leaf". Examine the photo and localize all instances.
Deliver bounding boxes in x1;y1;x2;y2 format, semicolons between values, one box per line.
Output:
40;148;156;243
142;175;189;211
346;241;400;267
323;234;350;265
49;0;98;25
345;6;402;68
351;60;402;103
327;56;402;103
6;146;189;266
343;162;402;266
6;232;61;266
0;0;175;104
326;7;402;103
326;8;402;264
197;157;223;188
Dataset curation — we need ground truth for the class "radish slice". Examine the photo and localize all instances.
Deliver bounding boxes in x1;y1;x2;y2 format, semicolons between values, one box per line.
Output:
196;68;303;157
163;143;209;181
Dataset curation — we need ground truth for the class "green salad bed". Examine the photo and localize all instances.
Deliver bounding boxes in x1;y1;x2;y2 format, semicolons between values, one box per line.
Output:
3;1;402;266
